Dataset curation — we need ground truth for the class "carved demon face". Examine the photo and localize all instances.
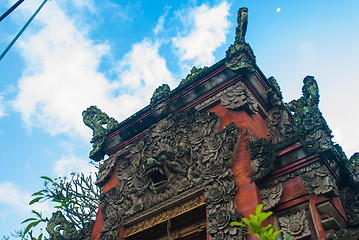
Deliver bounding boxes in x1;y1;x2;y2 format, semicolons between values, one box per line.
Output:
143;152;169;188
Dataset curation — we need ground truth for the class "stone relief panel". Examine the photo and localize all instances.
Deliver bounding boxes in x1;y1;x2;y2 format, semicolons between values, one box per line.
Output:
195;81;258;115
247;137;276;182
301;165;339;197
279;210;311;240
99;110;244;240
260;182;283;211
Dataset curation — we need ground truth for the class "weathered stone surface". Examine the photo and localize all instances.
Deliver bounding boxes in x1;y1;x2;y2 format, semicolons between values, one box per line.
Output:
47;211;92;240
325;229;353;240
180;66;208;86
220;82;258;114
301;165;339;197
82;106;119;161
287;76;333;153
260;182;282;210
247;137;275;181
279;210;311;240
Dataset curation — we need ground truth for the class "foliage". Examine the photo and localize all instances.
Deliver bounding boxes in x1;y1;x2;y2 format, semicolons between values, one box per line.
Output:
230;204;290;240
16;172;100;240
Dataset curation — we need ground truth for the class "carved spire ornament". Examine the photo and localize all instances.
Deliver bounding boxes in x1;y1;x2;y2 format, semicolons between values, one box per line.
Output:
226;7;256;72
287;76;333;153
82;106;119;161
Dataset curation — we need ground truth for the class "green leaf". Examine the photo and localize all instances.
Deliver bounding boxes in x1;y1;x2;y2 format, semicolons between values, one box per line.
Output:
285;235;291;240
29;197;43;205
31;210;42;218
32;190;46;196
40;176;54;183
21;218;37;224
38;233;43;240
23;220;40;235
230;221;245;227
256;204;263;215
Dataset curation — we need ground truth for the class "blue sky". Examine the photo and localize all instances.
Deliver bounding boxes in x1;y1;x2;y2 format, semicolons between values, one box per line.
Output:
0;0;359;236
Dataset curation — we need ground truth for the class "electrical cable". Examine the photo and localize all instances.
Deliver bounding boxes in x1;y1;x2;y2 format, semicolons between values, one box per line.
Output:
0;0;25;22
0;0;48;62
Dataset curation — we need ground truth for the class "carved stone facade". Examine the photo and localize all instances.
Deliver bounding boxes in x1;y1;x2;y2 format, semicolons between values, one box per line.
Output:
99;110;243;239
279;210;311;240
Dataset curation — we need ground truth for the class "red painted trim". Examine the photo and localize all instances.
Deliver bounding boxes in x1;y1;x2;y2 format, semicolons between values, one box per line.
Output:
171;66;227;102
107;129;149;156
276;142;302;157
175;76;243;114
269;154;319;180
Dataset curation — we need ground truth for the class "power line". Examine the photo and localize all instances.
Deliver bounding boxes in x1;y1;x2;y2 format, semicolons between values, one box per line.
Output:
0;0;25;22
0;0;48;62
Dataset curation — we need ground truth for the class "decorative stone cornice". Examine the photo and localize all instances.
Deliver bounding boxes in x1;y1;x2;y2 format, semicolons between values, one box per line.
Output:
279;210;311;240
82;106;119;161
301;165;339;197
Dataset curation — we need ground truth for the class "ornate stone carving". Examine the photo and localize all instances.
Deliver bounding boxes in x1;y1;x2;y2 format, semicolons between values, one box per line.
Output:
83;106;119;161
47;211;92;240
99;110;243;239
325;229;353;240
125;195;205;237
265;76;292;143
96;156;117;186
301;165;339;197
220;82;258;114
247;138;275;181
260;182;282;210
150;84;170;105
195;81;258;115
287;76;333;153
340;186;359;229
226;8;256;72
180;66;208;86
279;210;311;240
349;153;359;177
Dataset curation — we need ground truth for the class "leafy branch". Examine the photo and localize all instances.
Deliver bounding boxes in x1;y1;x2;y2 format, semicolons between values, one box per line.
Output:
231;204;290;240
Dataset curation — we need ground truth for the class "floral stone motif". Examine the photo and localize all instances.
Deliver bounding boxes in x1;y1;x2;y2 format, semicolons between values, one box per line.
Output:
260;182;282;210
279;210;311;240
301;165;339;197
220;82;258;114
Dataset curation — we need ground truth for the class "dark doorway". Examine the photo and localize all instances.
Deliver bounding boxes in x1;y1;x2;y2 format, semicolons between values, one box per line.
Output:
126;205;207;240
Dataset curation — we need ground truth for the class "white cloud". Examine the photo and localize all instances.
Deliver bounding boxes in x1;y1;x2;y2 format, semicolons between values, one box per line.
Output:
0;95;6;118
12;1;120;139
11;1;177;139
54;154;96;177
0;182;51;214
172;1;231;66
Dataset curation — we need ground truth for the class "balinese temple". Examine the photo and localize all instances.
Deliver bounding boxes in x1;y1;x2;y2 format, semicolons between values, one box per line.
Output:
80;8;359;240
